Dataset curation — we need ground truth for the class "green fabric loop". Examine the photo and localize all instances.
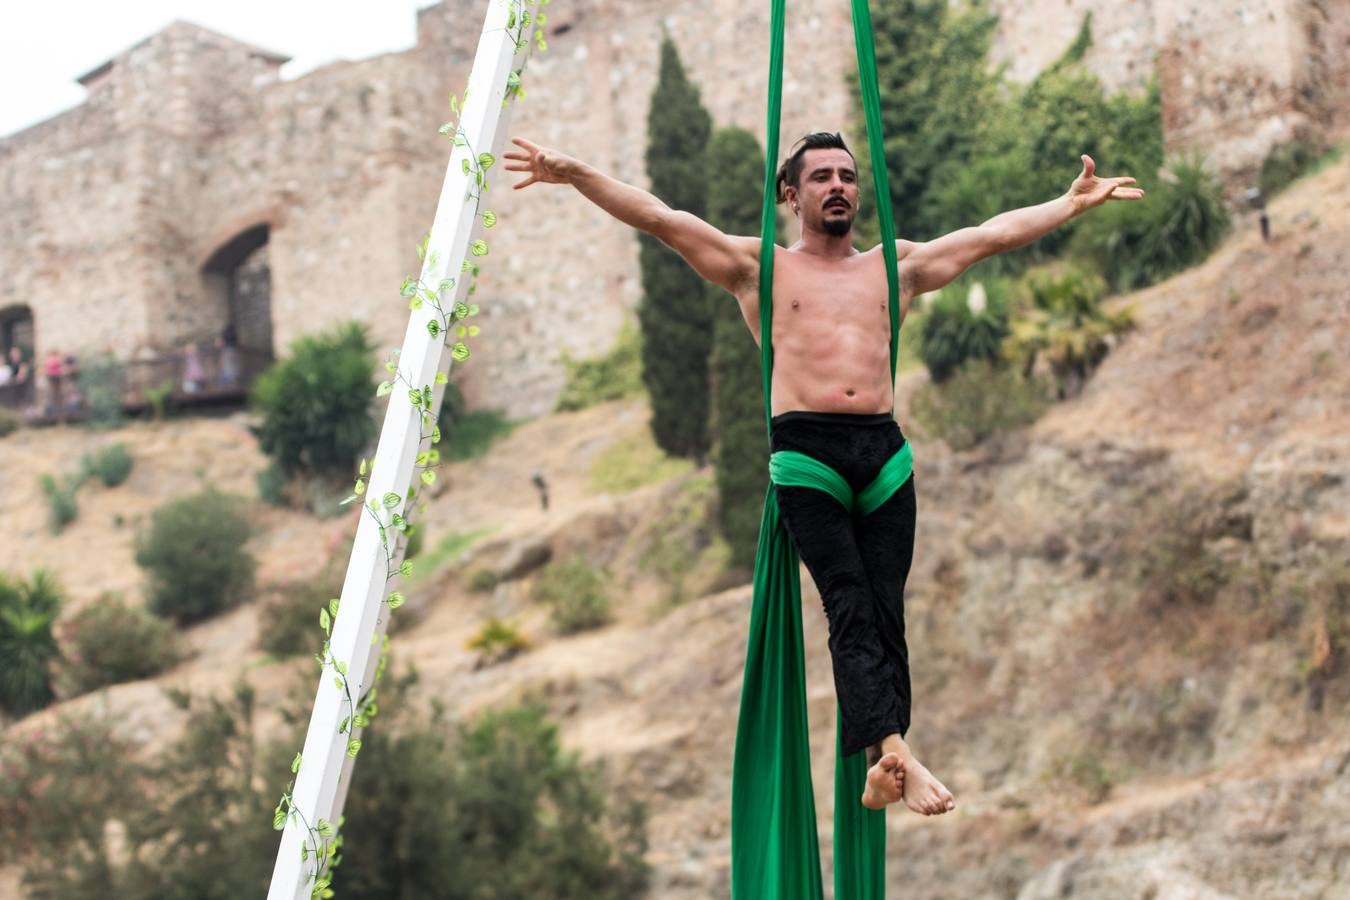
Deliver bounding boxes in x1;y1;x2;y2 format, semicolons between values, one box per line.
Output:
732;2;904;898
769;445;913;517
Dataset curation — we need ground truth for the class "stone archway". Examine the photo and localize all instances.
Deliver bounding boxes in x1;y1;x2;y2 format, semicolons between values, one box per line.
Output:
201;223;274;360
0;304;35;406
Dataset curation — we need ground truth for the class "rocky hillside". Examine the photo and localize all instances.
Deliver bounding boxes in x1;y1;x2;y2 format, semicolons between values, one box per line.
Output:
2;155;1348;898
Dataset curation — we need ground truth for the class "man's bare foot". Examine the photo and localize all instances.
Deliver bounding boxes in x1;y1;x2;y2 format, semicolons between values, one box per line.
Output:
861;753;905;810
900;755;955;816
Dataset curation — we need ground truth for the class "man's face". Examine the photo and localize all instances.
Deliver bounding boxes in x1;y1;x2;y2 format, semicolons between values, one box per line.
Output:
789;148;859;237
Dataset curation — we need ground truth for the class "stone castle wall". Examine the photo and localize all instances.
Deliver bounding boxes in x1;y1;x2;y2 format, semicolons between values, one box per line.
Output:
0;0;1344;418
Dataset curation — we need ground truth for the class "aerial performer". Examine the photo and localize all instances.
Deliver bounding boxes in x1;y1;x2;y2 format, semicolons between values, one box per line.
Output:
506;127;1141;793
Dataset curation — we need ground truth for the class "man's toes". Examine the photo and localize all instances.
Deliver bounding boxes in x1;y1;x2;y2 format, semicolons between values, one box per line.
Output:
878;753;900;772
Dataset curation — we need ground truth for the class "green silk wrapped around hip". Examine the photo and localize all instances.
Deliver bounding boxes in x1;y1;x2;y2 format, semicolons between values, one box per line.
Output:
730;1;904;897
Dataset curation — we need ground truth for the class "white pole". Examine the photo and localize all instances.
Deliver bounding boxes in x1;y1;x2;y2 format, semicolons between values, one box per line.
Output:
268;2;536;896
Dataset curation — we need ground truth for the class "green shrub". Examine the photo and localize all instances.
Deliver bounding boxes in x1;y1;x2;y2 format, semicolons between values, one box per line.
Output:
1003;263;1134;397
444;408;518;461
258;579;338;658
467;616;529;665
0;570;63;716
0;407;19;438
143;377;175;422
340;690;649;900
467;568;499;593
134;487;256;624
532;557;612;634
78;353;125;429
917;280;1011;382
251;321;377;477
81;443;134;487
911;361;1050;450
640;474;722;606
38;472;80;534
555;322;645;412
1259;138;1324;198
1072;157;1229;293
59;594;179;693
255;461;288;506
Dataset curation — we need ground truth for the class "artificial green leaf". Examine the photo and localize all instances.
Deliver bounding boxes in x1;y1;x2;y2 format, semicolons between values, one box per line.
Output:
386;359;398;373
452;342;471;361
438;122;453;135
435;371;448;384
408;388;423;407
432;425;442;444
478;152;495;170
346;739;362;758
471;239;488;256
461;259;473;273
421;469;436;486
454;302;471;318
329;598;340;616
319;608;331;633
427;319;441;337
462;158;471;175
382;492;401;509
438;277;455;293
482;210;497;228
354;479;366;495
359;458;368;476
387;592;405;609
416;232;430;262
457;325;467;338
400;277;417;297
274;808;287;830
400;560;413;577
468;325;480;336
376;381;393;397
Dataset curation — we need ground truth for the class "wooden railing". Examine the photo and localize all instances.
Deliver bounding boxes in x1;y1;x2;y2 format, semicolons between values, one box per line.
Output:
0;345;273;420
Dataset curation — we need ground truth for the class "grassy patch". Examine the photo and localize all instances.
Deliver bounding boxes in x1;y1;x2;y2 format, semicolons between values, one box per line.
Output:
406;528;494;583
590;428;692;494
445;410;519;461
555;322;645;412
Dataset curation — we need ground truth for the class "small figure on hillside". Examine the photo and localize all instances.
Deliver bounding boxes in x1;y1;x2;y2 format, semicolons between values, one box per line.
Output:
531;470;550;511
181;342;204;394
62;353;82;412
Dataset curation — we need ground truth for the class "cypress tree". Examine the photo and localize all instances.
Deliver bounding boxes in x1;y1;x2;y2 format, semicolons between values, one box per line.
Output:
705;127;772;569
638;37;713;460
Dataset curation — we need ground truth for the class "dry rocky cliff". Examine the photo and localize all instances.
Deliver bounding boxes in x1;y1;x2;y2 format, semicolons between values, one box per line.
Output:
1;156;1348;899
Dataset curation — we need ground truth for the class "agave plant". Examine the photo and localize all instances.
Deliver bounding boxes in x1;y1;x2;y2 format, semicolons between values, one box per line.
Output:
1004;264;1134;398
0;570;63;716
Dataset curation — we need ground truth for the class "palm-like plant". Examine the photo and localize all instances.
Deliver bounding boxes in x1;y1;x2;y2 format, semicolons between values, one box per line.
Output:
1004;264;1134;397
0;570;63;716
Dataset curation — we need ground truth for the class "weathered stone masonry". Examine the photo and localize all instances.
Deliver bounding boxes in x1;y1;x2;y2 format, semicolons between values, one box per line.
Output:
1;0;1344;417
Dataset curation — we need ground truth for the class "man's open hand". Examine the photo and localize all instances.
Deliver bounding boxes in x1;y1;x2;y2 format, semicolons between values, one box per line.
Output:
503;137;579;189
1067;155;1144;214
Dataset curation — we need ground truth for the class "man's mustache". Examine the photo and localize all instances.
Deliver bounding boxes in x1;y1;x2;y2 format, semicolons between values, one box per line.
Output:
824;197;851;210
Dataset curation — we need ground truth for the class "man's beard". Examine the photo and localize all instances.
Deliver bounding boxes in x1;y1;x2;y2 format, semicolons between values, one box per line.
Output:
823;214;853;237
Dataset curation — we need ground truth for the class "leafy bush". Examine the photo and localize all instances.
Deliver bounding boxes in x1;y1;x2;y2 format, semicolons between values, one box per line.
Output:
255;461;288;506
258;579;338;658
251;321;377;477
444;408;518;461
917;280;1011;382
910;361;1050;450
1072;157;1229;293
555;322;645;412
0;669;648;900
340;690;649;899
1003;263;1134;397
81;443;134;487
78;353;125;429
532;557;612;634
1259;138;1324;198
143;377;175;422
0;570;63;716
59;594;179;694
0;407;19;438
467;568;499;593
38;472;81;534
134;487;256;624
467;617;529;666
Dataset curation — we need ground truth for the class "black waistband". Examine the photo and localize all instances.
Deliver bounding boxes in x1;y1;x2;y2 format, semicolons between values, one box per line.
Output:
770;410;895;428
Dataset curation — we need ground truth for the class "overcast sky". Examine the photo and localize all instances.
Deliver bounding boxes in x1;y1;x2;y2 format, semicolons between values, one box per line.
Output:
0;0;435;137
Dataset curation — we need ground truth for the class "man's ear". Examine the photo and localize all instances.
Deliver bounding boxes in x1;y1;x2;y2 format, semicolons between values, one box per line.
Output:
784;185;799;214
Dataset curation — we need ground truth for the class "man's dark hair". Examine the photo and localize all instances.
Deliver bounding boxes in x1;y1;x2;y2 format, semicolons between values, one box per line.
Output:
775;132;855;204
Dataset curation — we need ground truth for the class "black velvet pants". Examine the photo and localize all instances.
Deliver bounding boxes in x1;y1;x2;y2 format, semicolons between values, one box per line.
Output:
770;411;916;757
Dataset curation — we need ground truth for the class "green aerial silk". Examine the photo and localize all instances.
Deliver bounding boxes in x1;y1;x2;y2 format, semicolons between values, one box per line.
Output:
729;1;904;897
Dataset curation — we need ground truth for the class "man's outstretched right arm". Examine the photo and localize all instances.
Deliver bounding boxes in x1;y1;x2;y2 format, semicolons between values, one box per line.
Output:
504;137;758;296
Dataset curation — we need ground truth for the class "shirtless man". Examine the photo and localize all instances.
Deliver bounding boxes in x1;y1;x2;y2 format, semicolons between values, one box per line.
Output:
504;131;1142;815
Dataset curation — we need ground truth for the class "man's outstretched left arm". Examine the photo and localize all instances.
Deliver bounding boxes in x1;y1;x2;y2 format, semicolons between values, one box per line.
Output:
900;155;1144;296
